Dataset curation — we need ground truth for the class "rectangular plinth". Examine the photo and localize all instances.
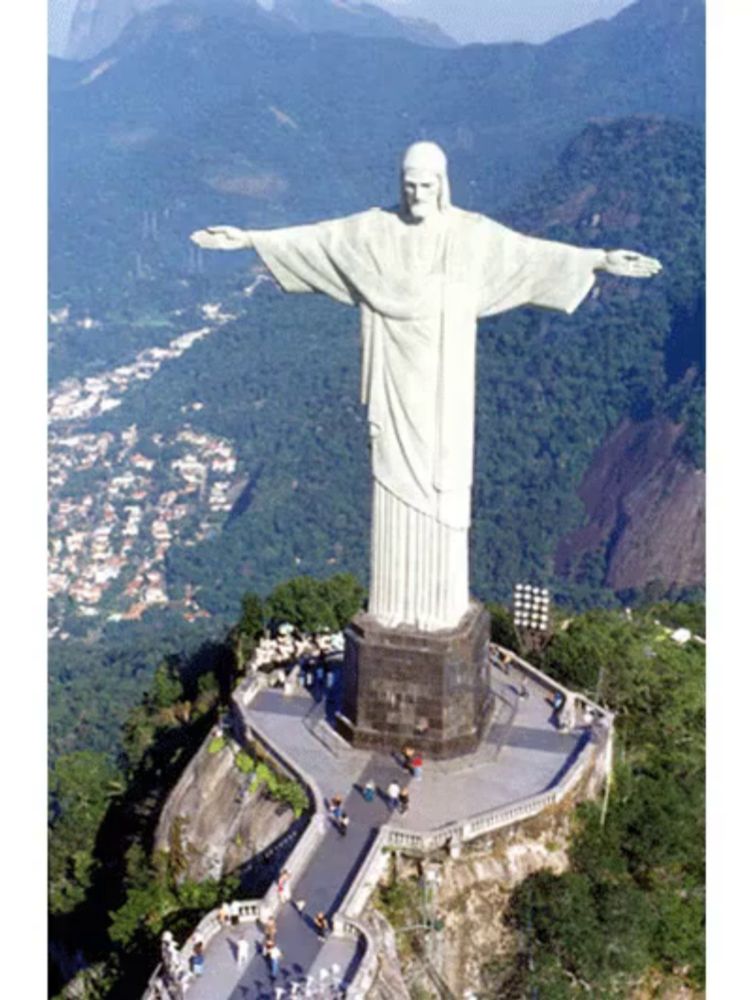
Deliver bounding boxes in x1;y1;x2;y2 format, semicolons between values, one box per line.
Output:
340;601;492;759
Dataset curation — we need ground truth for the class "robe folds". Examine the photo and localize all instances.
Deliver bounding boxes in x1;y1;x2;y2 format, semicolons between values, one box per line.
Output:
253;207;601;629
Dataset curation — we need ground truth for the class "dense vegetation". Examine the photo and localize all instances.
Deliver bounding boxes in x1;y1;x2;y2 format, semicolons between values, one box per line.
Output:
50;651;235;998
484;605;705;996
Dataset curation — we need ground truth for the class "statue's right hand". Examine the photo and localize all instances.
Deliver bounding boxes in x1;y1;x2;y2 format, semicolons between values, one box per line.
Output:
190;225;252;251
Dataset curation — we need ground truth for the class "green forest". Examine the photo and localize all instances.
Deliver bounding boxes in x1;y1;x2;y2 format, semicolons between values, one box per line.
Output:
496;605;705;997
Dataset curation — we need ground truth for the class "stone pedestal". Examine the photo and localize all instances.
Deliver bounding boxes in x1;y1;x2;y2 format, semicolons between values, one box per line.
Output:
338;601;492;759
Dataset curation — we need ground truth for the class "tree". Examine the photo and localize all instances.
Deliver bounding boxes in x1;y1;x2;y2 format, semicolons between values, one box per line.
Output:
509;603;706;993
49;752;124;915
232;591;267;667
148;662;183;711
321;573;366;629
486;602;519;651
265;576;339;633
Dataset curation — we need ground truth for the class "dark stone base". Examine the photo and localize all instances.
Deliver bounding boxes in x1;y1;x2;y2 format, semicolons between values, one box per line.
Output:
338;601;492;759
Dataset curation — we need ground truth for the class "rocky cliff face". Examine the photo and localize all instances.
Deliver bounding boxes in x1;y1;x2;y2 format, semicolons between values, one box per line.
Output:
365;812;573;999
556;416;705;593
154;736;295;882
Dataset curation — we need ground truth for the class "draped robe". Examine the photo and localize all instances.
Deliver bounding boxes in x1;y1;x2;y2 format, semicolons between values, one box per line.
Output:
253;206;602;630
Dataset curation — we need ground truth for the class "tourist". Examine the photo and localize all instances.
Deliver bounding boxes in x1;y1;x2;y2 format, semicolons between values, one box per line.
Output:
218;901;230;926
337;810;350;836
398;786;410;814
387;780;400;811
189;941;204;977
402;744;415;771
236;937;249;966
263;915;277;942
314;911;330;941
329;794;344;823
266;940;283;979
229;899;240;926
362;779;376;802
278;869;292;903
411;751;423;780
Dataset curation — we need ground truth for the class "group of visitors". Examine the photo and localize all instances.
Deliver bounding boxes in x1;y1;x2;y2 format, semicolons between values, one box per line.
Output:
401;744;423;778
248;628;344;673
178;742;432;990
359;743;427;815
385;781;410;813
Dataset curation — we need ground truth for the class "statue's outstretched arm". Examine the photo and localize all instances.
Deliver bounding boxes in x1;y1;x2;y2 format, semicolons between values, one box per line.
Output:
190;226;255;251
598;249;662;278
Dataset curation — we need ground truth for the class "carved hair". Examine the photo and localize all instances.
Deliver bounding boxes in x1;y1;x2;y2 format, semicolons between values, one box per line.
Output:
400;140;452;213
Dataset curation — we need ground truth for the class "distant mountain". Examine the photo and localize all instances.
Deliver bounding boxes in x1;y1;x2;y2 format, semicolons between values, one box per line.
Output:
272;0;455;47
50;0;704;301
63;0;454;61
66;0;168;61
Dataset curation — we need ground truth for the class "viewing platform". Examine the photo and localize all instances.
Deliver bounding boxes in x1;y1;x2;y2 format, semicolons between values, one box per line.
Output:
146;647;612;999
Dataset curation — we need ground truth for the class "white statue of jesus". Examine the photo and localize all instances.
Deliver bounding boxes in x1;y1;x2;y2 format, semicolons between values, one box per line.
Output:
191;142;661;632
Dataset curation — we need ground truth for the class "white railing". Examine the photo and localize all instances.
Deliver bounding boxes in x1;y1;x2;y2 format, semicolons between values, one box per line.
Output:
336;914;381;997
491;643;614;725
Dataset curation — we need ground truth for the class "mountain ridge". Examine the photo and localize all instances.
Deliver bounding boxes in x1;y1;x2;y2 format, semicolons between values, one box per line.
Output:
63;0;456;61
50;0;704;302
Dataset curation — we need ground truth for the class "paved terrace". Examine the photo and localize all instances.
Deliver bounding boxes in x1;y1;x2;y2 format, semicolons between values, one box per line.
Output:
182;661;587;999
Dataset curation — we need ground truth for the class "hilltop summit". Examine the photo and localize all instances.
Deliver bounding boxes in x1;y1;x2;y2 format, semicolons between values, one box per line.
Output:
63;0;455;61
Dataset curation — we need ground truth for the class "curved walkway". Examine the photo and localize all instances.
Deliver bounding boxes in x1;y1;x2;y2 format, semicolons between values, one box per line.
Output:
181;659;594;998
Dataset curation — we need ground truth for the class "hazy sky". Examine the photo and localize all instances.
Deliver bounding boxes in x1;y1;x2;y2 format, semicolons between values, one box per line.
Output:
48;0;636;56
377;0;636;45
48;0;77;55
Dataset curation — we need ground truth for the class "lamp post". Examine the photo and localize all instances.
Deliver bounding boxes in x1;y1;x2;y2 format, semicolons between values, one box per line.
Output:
512;584;552;656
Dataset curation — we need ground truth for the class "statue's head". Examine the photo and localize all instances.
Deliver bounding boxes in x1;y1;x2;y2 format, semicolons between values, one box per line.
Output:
400;141;451;221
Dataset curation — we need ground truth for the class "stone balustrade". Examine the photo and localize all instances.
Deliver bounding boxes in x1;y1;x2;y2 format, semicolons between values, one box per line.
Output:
491;642;613;724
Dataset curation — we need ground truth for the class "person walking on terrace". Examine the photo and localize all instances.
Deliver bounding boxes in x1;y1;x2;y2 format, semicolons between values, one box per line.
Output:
329;794;344;828
314;911;330;941
387;780;400;811
264;939;282;980
398;786;410;814
277;869;292;904
337;809;350;836
235;937;249;967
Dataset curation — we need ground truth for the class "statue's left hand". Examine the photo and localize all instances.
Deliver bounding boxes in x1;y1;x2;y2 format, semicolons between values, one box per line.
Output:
190;225;250;251
601;249;662;278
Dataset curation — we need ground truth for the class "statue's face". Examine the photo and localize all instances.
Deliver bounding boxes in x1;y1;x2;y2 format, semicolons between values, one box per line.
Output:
402;168;441;221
